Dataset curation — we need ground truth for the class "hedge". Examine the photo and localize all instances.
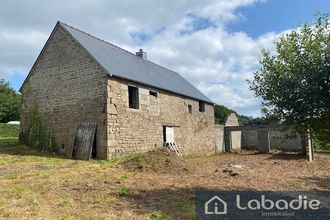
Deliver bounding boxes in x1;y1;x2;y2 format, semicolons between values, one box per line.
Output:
0;123;19;138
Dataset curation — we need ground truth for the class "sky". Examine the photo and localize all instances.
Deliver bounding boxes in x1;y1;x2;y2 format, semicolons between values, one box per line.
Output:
0;0;329;116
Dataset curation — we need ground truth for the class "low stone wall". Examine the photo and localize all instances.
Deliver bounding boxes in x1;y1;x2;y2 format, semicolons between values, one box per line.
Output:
215;123;303;153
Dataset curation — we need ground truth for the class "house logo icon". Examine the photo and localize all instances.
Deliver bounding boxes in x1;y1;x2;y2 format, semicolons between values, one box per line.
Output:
205;196;227;215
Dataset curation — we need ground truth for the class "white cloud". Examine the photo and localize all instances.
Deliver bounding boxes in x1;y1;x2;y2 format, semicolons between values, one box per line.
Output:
0;0;287;116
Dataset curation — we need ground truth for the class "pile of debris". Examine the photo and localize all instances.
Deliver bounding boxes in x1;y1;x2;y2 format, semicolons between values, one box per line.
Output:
121;147;188;174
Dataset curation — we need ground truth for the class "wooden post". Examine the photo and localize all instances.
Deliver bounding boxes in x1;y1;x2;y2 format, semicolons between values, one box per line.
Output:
306;130;313;162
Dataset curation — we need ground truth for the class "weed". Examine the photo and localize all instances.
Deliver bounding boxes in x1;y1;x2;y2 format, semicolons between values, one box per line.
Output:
19;106;59;153
26;198;40;207
150;210;166;220
11;186;25;197
118;174;127;183
63;214;74;220
59;197;73;207
118;186;130;197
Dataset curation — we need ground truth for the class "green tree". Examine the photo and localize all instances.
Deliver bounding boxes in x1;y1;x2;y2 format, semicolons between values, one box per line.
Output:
0;79;21;123
249;13;330;145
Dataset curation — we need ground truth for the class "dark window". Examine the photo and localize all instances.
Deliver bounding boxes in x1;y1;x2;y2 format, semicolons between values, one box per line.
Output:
149;91;158;97
199;101;205;112
188;104;192;113
128;86;139;109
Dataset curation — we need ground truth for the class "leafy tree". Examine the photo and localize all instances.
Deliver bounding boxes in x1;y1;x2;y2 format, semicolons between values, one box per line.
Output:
249;13;330;145
0;79;21;123
236;115;252;125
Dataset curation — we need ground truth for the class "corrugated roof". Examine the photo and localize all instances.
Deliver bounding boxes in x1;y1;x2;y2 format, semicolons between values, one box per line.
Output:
60;22;214;103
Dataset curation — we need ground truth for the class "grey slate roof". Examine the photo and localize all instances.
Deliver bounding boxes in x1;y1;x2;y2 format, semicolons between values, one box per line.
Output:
60;22;214;103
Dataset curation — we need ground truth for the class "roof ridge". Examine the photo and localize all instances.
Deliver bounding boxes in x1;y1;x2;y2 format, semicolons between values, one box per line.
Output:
59;21;182;77
57;21;213;103
58;21;137;57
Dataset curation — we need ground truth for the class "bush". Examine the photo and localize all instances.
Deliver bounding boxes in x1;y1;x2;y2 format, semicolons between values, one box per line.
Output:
315;133;330;151
0;123;19;138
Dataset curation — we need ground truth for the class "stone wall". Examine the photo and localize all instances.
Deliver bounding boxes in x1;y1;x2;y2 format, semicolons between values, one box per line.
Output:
20;24;108;158
224;113;241;150
241;126;302;151
106;77;216;158
215;125;224;152
242;126;302;150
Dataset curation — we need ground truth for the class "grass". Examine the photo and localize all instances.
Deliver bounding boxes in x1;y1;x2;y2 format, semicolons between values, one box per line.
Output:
174;201;195;219
59;197;73;207
0;130;329;219
0;123;19;138
150;210;167;220
11;186;25;197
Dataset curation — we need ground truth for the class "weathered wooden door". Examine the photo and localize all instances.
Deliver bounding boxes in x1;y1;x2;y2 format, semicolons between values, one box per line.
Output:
71;122;97;160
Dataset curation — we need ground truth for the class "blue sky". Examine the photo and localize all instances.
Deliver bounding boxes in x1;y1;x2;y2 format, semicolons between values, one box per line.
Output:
1;0;329;116
229;0;330;38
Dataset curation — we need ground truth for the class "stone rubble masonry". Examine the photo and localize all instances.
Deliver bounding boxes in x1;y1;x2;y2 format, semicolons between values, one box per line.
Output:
20;24;216;159
106;77;215;158
20;25;108;159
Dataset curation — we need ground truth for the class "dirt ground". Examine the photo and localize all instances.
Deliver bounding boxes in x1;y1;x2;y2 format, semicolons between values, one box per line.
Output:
0;139;329;219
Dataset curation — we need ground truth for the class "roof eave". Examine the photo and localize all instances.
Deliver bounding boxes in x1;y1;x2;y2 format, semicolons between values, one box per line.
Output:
107;74;215;105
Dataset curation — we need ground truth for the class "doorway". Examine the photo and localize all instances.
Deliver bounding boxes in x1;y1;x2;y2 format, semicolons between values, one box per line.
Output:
163;126;174;143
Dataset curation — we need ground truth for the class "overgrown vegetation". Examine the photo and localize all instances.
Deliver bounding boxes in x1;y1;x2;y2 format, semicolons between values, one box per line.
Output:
214;104;269;125
0;79;21;123
19;107;58;153
0;123;19;138
315;134;330;151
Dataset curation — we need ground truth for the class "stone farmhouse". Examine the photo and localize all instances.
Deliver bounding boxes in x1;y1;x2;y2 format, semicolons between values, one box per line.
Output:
19;22;216;159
